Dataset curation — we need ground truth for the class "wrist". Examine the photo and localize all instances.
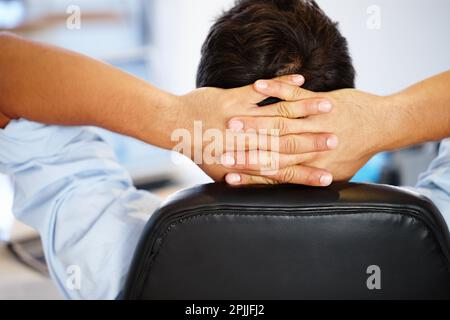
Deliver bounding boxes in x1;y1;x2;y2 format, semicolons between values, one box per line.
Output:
130;86;182;151
356;93;395;157
155;92;204;161
171;92;207;162
378;92;418;152
153;93;184;151
372;95;400;153
160;93;185;151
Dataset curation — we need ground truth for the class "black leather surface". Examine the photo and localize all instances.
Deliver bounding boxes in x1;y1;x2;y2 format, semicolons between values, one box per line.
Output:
123;183;450;300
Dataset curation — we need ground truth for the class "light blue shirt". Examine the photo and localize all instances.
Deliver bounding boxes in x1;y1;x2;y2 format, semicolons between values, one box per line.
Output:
0;119;449;299
411;139;450;228
0;119;161;299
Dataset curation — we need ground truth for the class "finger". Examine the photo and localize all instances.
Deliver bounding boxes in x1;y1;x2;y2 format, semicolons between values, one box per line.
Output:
279;134;339;153
229;117;319;135
254;79;318;101
225;165;333;187
232;74;306;105
225;173;280;186
272;74;305;86
255;75;306;107
221;151;314;172
248;98;332;118
262;165;333;186
224;132;338;153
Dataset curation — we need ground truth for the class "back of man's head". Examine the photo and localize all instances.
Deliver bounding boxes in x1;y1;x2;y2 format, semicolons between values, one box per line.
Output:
197;0;355;92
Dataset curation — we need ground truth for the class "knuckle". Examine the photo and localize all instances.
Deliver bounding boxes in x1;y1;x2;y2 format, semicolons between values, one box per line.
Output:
305;171;319;185
247;176;258;184
288;86;303;100
313;136;326;151
262;176;279;185
267;152;279;170
249;175;273;185
276;102;295;118
275;118;288;135
281;167;297;183
283;136;301;154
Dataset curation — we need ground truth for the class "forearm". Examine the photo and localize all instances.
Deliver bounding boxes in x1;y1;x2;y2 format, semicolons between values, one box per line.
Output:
381;71;450;151
0;32;178;149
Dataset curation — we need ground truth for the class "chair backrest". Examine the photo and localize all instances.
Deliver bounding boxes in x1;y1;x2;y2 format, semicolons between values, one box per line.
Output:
123;183;450;300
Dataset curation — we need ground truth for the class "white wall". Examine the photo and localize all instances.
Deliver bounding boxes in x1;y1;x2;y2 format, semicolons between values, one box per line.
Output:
149;0;450;95
22;0;143;59
317;0;450;95
149;0;235;94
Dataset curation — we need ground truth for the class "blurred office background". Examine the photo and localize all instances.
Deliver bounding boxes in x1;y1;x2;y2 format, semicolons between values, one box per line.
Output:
0;0;449;299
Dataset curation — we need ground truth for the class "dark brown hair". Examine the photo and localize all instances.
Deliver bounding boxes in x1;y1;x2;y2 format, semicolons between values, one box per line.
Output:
197;0;355;92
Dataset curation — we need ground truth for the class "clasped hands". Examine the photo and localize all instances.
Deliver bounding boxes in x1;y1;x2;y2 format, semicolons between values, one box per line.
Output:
176;74;385;186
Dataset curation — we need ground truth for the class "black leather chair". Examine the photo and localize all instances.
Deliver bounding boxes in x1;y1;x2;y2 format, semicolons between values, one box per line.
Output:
123;183;450;300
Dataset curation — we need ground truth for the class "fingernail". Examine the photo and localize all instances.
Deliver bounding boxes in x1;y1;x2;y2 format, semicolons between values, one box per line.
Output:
320;174;333;186
318;101;332;113
291;75;305;85
326;136;339;149
255;80;269;90
226;173;241;185
229;120;244;132
221;153;236;166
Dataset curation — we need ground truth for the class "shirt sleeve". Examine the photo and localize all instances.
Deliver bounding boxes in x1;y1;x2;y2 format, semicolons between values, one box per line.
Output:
0;119;161;299
408;138;450;230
